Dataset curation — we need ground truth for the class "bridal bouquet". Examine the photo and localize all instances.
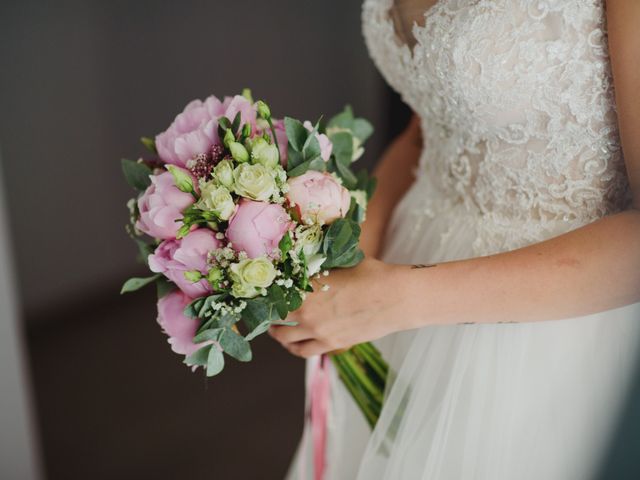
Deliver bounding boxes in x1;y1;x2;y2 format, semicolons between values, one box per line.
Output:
121;90;387;427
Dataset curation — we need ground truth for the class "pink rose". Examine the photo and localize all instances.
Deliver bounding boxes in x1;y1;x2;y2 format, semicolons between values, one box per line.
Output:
136;171;195;240
226;199;291;258
157;290;201;356
303;121;333;161
286;171;351;225
148;229;221;297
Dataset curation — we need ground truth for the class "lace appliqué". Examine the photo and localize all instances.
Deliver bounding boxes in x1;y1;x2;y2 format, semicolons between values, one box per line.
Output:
362;0;630;255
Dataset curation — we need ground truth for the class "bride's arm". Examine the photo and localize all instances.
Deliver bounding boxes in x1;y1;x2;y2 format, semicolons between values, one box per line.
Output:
269;0;640;357
360;114;422;257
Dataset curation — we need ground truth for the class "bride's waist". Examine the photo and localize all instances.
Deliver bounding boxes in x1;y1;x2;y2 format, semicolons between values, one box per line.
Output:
398;174;602;256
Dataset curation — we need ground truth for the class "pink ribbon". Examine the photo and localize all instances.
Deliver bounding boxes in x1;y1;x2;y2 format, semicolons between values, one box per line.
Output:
310;354;330;480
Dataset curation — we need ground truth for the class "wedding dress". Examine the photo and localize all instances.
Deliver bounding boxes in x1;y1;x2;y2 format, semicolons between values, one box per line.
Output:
287;1;640;478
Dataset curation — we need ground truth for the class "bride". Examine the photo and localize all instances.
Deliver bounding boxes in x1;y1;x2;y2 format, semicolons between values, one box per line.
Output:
271;1;640;479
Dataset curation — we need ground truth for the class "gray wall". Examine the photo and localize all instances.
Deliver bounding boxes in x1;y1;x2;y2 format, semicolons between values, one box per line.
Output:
0;0;386;321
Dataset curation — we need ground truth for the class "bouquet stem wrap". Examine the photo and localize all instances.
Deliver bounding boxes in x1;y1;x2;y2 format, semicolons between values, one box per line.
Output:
310;342;388;479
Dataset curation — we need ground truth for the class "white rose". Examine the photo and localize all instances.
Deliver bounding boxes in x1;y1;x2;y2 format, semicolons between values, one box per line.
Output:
196;182;236;221
233;163;276;201
213;159;235;189
229;257;277;298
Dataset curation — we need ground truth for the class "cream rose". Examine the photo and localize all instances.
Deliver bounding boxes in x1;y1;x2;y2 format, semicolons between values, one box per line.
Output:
229;257;277;298
250;137;280;169
233;163;276;201
196;182;235;220
213;159;235;189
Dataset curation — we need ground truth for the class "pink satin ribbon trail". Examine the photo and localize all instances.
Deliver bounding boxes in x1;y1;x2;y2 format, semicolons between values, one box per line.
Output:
310;354;331;480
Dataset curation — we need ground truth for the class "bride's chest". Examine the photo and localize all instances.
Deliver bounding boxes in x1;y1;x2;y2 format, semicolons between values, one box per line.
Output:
363;0;610;135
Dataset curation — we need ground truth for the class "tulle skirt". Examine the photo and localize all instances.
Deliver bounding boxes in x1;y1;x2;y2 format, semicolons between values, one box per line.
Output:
286;174;640;480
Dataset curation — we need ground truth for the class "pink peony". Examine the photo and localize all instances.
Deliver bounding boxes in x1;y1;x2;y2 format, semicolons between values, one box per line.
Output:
136;171;195;240
286;171;351;225
148;229;221;297
271;118;289;165
303;121;333;161
226;199;291;258
157;290;201;356
155;95;257;167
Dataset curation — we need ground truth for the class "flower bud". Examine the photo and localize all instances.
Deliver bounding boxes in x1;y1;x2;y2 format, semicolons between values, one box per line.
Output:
256;100;271;120
166;165;195;194
207;267;224;286
223;128;235;148
229;142;249;163
241;88;254;103
183;270;202;282
242;122;252;139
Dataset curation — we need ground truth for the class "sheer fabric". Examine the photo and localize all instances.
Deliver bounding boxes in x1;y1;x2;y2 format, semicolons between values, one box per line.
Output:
286;1;640;479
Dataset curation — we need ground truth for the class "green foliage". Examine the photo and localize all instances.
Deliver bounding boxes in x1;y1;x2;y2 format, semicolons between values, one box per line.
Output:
327;105;374;143
121;158;152;191
279;232;293;258
120;274;160;294
219;328;252;362
156;277;175;298
322;218;364;269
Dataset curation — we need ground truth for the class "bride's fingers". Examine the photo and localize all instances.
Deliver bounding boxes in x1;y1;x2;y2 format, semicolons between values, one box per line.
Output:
287;339;328;359
268;324;314;345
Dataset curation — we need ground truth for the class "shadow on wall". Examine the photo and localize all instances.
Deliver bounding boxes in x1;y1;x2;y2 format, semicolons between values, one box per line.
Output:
0;1;389;479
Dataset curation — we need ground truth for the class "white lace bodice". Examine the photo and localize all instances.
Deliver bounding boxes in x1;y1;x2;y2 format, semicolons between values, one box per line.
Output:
363;0;631;255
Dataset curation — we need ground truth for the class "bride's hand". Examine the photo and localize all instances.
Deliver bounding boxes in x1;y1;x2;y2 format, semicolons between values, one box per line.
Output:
268;257;403;358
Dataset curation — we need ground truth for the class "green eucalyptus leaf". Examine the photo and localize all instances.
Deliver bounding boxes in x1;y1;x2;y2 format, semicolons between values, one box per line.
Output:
284;117;307;152
268;284;289;320
242;295;282;329
330;131;354;167
279;232;293;258
206;346;225;376
120;274;160;294
335;161;358;189
121;158;152;191
308;157;327;172
193;328;223;344
351;118;374;142
184;297;206;319
287;159;311;177
287;148;305;171
156;277;175;298
245;320;271;341
271;319;299;326
327;105;354;130
219;328;252;362
285;288;303;312
302;133;321;161
322;218;364;269
185;344;212;367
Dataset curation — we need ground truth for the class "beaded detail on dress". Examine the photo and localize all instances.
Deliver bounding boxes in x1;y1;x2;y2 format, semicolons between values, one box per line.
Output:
362;0;630;255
